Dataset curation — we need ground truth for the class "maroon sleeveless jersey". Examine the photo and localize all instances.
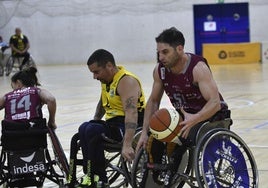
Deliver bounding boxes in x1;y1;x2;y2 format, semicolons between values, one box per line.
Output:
4;87;43;122
158;53;228;114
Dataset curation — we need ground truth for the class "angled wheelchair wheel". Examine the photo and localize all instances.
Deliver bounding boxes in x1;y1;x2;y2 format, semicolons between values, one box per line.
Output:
105;151;131;188
105;128;142;188
195;129;258;188
170;148;192;188
23;55;37;69
0;64;3;76
68;133;133;188
131;148;149;188
132;147;192;188
0;57;4;76
48;127;69;184
5;56;13;76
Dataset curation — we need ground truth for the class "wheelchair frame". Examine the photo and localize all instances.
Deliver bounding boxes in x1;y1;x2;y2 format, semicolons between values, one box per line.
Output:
5;54;36;76
131;118;259;188
0;119;69;187
0;47;8;76
68;128;142;188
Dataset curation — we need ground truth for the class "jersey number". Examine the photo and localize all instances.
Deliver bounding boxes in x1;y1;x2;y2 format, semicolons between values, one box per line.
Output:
10;95;31;115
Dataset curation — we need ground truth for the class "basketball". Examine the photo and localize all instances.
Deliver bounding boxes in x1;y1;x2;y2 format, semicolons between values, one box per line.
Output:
149;108;182;143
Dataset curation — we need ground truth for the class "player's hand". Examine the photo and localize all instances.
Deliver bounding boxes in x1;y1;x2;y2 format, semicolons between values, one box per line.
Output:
122;145;135;162
179;108;199;139
48;121;57;130
135;131;148;153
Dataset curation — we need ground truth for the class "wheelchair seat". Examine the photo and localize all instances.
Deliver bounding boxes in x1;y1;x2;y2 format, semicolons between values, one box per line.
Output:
0;119;67;187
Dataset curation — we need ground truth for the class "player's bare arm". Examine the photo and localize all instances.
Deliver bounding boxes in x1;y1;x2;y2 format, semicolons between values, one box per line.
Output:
180;61;221;138
136;64;164;151
118;75;140;161
39;88;57;129
94;97;105;120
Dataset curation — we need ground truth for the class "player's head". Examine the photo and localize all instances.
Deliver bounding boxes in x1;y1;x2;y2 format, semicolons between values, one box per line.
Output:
155;27;185;48
155;27;185;67
87;49;115;67
15;27;22;36
11;67;40;89
87;49;117;84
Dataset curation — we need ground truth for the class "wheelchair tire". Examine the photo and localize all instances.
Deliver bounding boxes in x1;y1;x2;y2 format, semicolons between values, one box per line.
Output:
0;63;3;76
105;152;130;188
5;56;13;76
106;127;142;188
131;148;149;188
170;148;192;188
132;147;192;188
48;127;69;179
24;55;37;69
194;129;258;188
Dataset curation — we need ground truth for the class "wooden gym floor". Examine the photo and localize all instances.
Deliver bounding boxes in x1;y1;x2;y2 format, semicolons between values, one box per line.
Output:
0;62;268;187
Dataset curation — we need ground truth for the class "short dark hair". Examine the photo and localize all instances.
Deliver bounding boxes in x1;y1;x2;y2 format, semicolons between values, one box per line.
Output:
87;49;115;67
155;27;185;48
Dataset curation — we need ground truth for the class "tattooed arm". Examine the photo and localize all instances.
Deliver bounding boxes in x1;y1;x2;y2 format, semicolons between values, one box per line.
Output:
94;96;105;120
117;75;141;162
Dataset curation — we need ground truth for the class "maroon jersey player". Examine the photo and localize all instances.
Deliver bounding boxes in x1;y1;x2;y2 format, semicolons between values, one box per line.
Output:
0;67;56;129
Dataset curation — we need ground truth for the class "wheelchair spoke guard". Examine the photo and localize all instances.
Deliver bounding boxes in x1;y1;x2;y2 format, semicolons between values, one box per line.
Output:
195;130;258;188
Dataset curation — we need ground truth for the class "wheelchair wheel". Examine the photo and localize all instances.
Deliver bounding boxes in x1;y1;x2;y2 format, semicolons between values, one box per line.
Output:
131;148;149;188
170;148;192;188
105;151;131;188
5;56;13;76
24;55;37;69
195;129;258;188
0;55;4;76
132;147;191;188
68;133;132;188
48;127;69;181
0;63;3;76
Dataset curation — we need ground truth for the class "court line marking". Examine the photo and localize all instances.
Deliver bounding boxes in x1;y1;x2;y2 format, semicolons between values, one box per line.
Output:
253;122;268;129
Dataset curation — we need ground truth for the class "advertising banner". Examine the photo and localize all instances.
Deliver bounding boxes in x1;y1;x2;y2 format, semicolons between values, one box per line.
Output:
203;42;261;64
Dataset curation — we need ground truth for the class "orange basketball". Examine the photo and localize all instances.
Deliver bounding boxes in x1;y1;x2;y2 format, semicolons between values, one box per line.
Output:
149;108;182;143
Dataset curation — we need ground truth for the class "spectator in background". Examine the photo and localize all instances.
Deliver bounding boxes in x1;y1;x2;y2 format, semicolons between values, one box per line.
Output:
0;35;9;52
9;28;30;70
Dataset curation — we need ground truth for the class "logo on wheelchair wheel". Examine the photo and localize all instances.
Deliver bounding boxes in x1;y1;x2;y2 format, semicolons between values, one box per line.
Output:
9;150;46;175
203;139;250;187
215;143;238;163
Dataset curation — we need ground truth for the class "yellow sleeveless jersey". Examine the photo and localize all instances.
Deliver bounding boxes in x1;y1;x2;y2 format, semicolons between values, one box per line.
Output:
101;66;146;120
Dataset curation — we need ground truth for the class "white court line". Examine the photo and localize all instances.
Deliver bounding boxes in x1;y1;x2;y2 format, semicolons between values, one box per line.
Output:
248;144;268;148
227;98;254;109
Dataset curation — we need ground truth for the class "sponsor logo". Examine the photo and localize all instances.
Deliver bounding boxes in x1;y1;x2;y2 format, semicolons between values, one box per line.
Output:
218;50;227;59
13;163;45;175
10;151;46;175
20;152;35;162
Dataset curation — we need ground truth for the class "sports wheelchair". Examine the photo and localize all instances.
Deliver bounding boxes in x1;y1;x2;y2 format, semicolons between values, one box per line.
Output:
5;54;36;76
68;126;142;188
0;46;9;76
0;119;69;187
132;118;259;188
